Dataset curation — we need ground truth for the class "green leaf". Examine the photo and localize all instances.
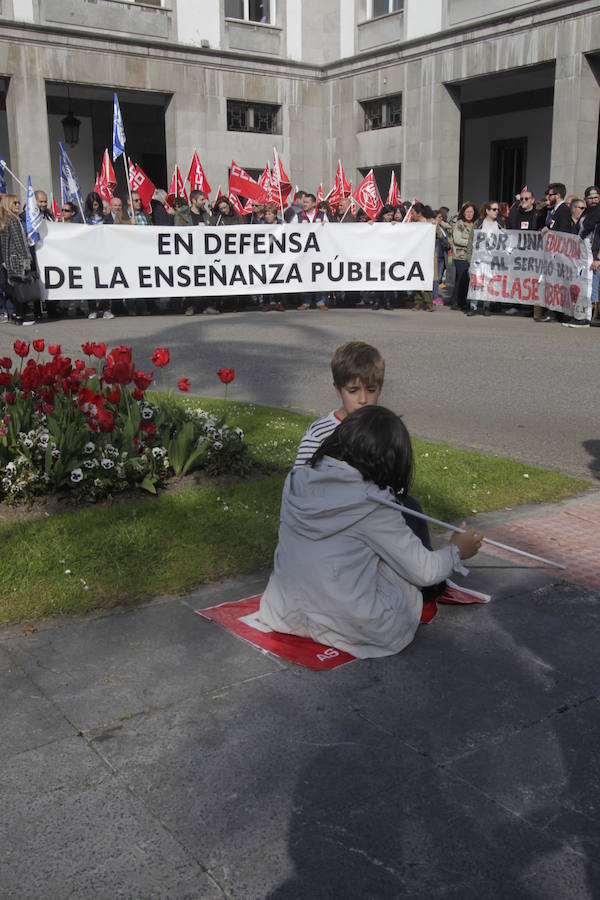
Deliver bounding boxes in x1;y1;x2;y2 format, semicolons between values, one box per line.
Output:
140;475;157;494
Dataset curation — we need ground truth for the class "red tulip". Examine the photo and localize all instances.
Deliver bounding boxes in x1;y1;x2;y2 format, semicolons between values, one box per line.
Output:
103;346;134;385
0;372;12;387
13;340;29;358
81;341;94;356
48;344;61;357
107;386;122;406
133;370;154;391
177;377;190;393
217;368;235;384
92;342;107;359
95;408;115;432
32;339;45;353
140;421;156;435
152;347;170;367
5;392;16;405
73;359;86;372
132;388;144;401
0;357;12;370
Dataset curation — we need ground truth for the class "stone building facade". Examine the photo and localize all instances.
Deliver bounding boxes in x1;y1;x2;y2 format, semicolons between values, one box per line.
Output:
0;0;598;209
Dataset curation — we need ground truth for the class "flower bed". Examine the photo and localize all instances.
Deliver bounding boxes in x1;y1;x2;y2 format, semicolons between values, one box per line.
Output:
0;340;247;504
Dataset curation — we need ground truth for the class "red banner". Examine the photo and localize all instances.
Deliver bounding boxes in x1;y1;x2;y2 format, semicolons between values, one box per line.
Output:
229;161;270;203
196;595;355;671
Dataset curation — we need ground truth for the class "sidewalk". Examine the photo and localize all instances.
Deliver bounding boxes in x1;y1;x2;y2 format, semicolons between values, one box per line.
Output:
1;496;600;899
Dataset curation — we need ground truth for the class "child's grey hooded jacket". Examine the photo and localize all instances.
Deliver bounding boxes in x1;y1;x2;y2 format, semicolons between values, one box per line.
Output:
259;457;463;658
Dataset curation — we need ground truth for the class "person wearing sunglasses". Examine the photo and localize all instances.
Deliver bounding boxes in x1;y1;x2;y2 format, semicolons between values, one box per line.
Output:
466;201;502;318
507;187;539;231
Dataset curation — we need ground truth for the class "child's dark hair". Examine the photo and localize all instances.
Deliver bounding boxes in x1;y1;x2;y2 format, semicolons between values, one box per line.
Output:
312;406;413;496
331;341;385;389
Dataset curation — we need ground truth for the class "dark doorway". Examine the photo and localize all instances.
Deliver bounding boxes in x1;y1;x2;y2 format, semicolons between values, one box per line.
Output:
358;164;401;203
489;137;527;204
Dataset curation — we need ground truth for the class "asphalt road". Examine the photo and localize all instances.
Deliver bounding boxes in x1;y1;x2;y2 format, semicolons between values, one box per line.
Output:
1;306;598;478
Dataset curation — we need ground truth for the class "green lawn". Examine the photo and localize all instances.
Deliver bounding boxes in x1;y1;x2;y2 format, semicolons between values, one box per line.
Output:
0;398;589;625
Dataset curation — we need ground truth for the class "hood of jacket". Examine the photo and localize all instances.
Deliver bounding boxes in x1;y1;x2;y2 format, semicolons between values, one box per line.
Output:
282;456;399;541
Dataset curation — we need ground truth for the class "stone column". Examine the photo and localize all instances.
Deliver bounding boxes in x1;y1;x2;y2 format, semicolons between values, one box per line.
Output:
5;52;52;196
550;51;600;193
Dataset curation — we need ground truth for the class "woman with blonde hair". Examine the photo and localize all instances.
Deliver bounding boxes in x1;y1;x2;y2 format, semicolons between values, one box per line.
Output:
0;193;39;324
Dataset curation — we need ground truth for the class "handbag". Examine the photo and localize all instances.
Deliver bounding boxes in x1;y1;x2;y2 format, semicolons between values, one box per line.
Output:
10;277;41;305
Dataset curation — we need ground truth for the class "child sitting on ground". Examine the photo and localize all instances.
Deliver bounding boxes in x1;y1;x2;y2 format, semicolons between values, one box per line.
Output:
259;406;482;658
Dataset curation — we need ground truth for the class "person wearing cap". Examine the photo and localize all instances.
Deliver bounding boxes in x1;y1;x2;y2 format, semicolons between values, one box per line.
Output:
580;187;600;327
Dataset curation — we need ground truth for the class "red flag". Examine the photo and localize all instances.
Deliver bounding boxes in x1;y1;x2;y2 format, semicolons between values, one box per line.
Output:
272;148;292;202
101;149;116;192
50;193;61;222
336;161;351;198
403;198;418;223
387;171;400;206
168;165;188;205
187;151;212;196
352;170;383;220
324;184;340;213
315;184;324;208
229;161;269;203
228;192;246;217
258;164;278;204
128;159;156;214
215;184;222;200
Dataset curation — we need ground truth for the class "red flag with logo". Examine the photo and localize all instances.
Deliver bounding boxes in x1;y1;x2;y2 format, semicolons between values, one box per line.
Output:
336;161;352;198
352;169;383;220
229;161;269;203
167;165;189;205
258;164;278;204
187;151;212;196
272;148;292;202
128;159;156;214
227;192;246;217
387;171;400;206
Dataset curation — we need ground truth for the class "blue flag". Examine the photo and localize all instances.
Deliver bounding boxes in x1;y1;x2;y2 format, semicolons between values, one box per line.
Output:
59;142;82;204
112;92;126;162
0;158;7;195
25;176;42;246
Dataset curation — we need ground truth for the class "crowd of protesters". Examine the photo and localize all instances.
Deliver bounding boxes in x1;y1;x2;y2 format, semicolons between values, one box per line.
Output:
0;180;598;327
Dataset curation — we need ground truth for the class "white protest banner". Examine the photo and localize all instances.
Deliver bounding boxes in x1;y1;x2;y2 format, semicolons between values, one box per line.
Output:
468;229;592;319
36;222;435;300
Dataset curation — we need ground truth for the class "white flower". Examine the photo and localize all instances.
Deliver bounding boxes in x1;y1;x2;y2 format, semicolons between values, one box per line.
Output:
27;430;35;439
52;449;60;459
213;441;223;450
101;458;114;470
18;432;26;440
84;441;95;454
141;406;154;420
152;447;165;459
5;462;16;476
94;478;102;488
523;473;529;479
64;569;71;575
23;438;33;448
17;456;27;466
70;468;83;483
83;459;96;469
105;444;118;457
39;434;49;448
235;427;244;439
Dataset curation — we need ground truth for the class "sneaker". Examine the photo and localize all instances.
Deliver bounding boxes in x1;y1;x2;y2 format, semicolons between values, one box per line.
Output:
296;303;310;311
103;311;115;320
503;306;519;315
22;319;35;326
88;312;97;320
203;306;220;315
566;320;590;328
466;308;477;317
184;307;195;316
318;304;329;311
535;315;552;323
273;302;286;312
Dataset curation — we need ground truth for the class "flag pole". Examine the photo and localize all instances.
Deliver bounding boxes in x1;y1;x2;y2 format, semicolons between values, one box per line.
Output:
274;149;284;218
396;504;566;570
124;154;135;222
75;190;85;223
0;161;27;193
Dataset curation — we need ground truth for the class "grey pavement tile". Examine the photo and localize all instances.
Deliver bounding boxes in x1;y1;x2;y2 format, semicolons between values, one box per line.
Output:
6;598;281;732
86;671;433;898
0;735;223;900
446;698;600;861
0;645;73;760
291;592;593;765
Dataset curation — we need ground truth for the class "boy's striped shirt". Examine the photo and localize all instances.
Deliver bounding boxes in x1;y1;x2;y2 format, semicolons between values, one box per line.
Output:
294;411;343;467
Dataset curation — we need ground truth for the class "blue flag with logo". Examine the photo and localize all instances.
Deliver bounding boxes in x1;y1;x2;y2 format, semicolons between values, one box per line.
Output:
59;142;82;204
0;158;7;194
112;92;126;162
25;176;42;246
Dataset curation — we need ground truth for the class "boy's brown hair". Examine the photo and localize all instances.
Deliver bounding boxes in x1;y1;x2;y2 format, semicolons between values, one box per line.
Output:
331;341;385;389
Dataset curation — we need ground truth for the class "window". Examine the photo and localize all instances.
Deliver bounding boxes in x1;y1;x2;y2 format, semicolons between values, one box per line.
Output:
360;94;402;131
368;0;403;19
225;0;274;24
227;100;281;134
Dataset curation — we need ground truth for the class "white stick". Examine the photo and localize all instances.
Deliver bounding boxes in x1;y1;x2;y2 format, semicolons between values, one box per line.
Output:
124;154;135;221
0;161;27;192
396;503;567;570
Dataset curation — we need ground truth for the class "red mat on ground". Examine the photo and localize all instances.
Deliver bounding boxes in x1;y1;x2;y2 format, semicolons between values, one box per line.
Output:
196;595;355;671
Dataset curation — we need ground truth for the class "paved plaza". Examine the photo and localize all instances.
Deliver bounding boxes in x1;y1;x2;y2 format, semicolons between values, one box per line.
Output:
2;306;600;898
